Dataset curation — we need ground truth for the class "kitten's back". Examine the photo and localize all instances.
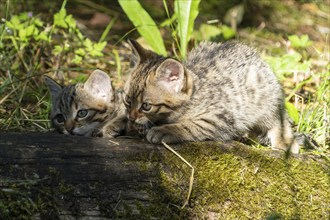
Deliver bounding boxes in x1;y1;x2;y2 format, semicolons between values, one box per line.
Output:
184;41;283;127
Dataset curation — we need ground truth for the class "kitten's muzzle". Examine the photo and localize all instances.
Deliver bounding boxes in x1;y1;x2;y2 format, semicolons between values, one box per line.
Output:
64;121;75;133
128;112;140;123
128;109;144;123
128;115;136;122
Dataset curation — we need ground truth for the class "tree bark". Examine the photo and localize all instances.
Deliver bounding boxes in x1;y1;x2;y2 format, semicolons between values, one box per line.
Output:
0;132;329;219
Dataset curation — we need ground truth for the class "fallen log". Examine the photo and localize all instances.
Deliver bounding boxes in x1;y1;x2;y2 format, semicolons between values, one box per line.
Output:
0;132;329;219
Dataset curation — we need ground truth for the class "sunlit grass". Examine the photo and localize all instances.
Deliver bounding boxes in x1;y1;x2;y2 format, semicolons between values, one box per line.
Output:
0;70;50;131
296;68;330;152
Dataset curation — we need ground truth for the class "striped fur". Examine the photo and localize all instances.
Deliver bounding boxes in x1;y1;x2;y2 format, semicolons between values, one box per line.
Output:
45;70;127;137
124;40;299;153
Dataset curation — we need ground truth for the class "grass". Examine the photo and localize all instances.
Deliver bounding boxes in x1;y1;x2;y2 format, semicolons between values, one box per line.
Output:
0;0;329;156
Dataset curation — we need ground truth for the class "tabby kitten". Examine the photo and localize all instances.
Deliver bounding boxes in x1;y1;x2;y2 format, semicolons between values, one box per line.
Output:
123;39;299;154
45;70;127;137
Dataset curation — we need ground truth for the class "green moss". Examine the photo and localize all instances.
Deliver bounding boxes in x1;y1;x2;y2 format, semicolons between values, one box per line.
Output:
158;142;330;219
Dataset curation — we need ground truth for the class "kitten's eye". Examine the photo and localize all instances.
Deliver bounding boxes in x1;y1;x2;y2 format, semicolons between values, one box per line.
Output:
141;102;152;112
77;109;88;118
55;114;64;124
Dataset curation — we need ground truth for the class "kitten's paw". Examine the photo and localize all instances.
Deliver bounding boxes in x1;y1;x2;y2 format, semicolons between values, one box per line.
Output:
146;127;163;144
146;127;178;144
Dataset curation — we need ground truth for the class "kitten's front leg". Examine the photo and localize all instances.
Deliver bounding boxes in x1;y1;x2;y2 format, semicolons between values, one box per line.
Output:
146;122;199;144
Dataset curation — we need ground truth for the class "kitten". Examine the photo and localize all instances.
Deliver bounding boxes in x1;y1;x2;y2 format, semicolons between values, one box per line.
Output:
44;70;127;137
123;39;299;154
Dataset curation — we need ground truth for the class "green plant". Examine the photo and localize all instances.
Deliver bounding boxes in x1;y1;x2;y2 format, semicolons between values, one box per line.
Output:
264;36;329;152
193;23;236;42
288;34;313;60
296;68;329;150
0;0;110;131
51;0;107;65
288;34;313;49
119;0;201;59
174;0;201;58
264;51;311;81
118;0;166;56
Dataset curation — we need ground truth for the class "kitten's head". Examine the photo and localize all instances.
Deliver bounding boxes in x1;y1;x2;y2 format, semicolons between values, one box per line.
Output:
44;70;114;136
123;39;193;133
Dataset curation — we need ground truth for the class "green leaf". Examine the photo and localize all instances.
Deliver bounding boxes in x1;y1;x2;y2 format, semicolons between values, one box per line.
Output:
285;102;300;124
199;24;221;41
174;0;201;58
72;54;83;64
6;16;22;30
160;14;177;27
118;0;166;56
33;18;43;27
264;52;312;79
65;14;76;29
32;27;39;37
18;12;29;21
52;45;63;55
90;41;105;57
94;41;107;52
90;50;103;57
288;34;313;48
34;31;48;41
26;25;35;36
84;38;93;51
221;25;236;40
19;29;27;41
75;48;86;56
54;9;68;28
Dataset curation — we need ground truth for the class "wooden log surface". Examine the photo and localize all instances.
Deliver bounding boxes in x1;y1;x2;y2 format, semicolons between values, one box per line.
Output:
0;132;329;219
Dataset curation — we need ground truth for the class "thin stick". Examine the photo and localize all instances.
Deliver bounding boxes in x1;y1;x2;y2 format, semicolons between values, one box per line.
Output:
108;139;120;146
161;141;194;209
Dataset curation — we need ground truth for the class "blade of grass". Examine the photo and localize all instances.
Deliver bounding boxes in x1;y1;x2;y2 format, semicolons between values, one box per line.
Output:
174;0;201;58
99;15;117;43
112;49;121;79
162;0;180;54
118;0;166;56
0;0;10;43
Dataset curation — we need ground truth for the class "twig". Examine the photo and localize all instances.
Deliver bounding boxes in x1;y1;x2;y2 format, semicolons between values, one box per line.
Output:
108;139;120;146
161;141;194;209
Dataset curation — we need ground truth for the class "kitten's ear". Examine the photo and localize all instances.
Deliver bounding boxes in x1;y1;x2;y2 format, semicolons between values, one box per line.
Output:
44;76;62;100
128;39;153;66
84;70;113;102
155;59;185;93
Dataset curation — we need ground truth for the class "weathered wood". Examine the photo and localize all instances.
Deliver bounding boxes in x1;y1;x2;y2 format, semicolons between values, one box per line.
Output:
0;132;168;219
0;132;329;219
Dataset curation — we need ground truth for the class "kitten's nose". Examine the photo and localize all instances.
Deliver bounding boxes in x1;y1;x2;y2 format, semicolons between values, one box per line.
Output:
128;112;137;122
64;120;75;134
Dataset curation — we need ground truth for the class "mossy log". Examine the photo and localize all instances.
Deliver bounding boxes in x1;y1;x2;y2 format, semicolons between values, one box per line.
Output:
0;132;329;219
